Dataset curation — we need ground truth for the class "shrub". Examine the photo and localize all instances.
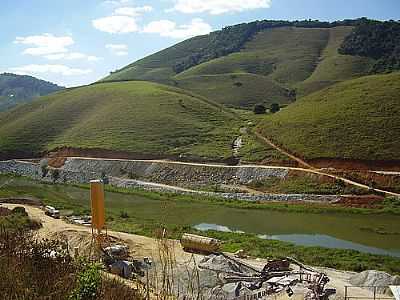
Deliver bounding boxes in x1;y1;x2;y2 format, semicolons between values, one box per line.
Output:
70;261;102;300
270;103;280;113
11;206;28;216
253;104;266;114
120;211;129;219
51;169;60;183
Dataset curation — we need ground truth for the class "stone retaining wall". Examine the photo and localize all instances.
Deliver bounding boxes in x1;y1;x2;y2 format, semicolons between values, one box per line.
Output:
0;160;96;184
62;158;289;185
0;159;341;203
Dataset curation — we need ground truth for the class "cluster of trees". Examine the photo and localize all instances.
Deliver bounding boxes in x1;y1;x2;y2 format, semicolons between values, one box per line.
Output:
339;20;400;73
173;18;377;74
253;103;280;114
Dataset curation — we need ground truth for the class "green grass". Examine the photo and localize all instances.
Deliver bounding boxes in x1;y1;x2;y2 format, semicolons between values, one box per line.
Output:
101;26;378;109
239;133;292;163
173;26;329;107
174;73;293;109
102;34;212;84
297;26;375;96
258;72;400;161
248;175;368;195
0;81;239;161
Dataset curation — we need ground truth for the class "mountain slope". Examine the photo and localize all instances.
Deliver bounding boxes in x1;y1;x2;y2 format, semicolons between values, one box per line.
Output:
257;72;400;162
0;73;64;112
0;81;238;161
296;26;374;96
102;20;380;109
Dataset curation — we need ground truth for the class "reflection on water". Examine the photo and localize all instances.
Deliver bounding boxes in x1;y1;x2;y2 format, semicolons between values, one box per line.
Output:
194;223;400;257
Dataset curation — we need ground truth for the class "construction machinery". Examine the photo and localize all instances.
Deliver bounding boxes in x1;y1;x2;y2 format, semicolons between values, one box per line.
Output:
198;253;336;300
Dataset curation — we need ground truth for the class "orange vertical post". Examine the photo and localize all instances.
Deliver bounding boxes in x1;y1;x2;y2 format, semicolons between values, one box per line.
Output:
90;180;105;233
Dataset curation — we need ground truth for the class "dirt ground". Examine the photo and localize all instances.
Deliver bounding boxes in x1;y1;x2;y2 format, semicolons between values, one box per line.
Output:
1;203;392;300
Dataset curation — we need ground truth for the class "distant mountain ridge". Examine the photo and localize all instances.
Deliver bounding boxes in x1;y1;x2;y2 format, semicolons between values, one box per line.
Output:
0;73;64;112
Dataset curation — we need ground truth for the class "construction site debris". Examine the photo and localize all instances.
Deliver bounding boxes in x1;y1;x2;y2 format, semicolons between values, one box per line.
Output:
67;215;91;226
234;249;247;259
198;253;336;300
104;244;129;259
349;270;400;294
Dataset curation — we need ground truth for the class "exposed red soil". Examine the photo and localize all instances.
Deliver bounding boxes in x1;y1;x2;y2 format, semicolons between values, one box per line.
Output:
47;157;67;168
0;207;12;216
260;159;299;168
0;197;43;206
335;195;385;208
332;170;400;194
308;158;400;171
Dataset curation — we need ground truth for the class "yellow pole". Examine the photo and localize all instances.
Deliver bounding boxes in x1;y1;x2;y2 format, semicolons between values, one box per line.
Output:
90;180;105;234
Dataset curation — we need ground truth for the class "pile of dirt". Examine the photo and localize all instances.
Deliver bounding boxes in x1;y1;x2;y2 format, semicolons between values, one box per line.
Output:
349;270;400;294
199;254;259;276
51;230;125;258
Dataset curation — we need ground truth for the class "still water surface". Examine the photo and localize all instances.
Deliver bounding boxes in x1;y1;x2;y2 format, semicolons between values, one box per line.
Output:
2;176;400;257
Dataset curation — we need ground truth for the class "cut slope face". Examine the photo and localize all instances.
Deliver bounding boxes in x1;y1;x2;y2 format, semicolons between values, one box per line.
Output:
0;81;237;161
0;73;64;112
258;72;400;162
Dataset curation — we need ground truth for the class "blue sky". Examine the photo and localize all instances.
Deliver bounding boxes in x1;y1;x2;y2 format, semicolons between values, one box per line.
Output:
1;0;399;87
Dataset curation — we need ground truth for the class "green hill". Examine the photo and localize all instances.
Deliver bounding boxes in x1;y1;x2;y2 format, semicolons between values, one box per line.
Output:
0;73;64;112
102;20;384;109
257;72;400;161
0;81;238;161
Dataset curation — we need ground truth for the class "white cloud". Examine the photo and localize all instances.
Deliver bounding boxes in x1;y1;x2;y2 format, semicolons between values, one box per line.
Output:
44;52;102;61
115;6;153;17
93;3;153;34
170;0;272;15
92;15;139;34
87;55;102;62
106;44;129;56
143;18;212;39
14;34;74;56
10;64;92;76
15;33;100;62
102;0;132;6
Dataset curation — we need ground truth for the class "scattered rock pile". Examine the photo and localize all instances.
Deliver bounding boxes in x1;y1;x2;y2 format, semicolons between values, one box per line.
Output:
349;270;400;294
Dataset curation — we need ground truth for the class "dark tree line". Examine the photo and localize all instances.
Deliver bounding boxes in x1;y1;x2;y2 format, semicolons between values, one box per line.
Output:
339;20;400;73
172;18;378;74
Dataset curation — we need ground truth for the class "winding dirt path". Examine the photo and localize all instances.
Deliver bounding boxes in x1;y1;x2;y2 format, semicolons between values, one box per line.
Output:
252;132;400;198
254;131;314;169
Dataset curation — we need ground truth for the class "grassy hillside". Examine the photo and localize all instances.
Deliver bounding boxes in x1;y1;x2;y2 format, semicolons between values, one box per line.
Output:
297;26;375;96
102;23;376;109
104;34;213;84
174;73;291;109
0;81;239;161
258;72;400;161
0;73;64;112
